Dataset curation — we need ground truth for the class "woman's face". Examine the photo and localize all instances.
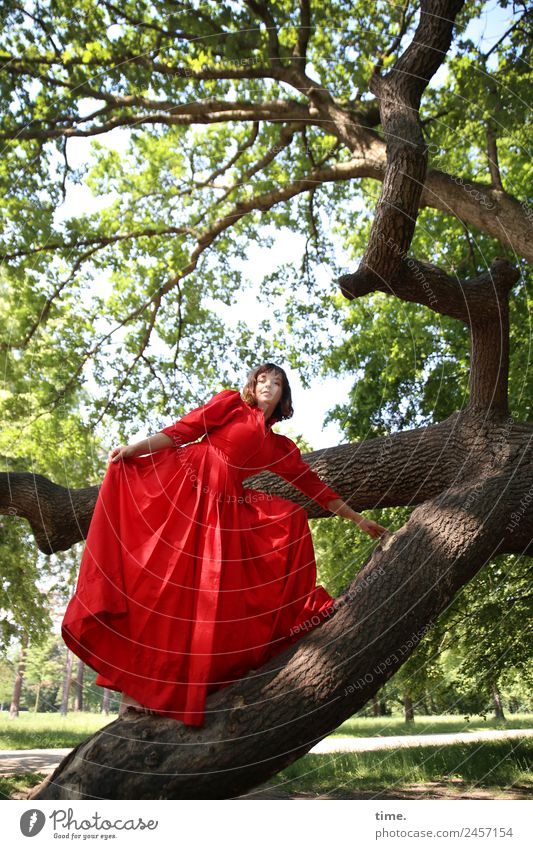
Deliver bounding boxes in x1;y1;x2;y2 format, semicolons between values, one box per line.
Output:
254;370;283;408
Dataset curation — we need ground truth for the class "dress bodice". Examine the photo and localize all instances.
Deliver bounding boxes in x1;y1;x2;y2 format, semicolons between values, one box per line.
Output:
159;389;342;510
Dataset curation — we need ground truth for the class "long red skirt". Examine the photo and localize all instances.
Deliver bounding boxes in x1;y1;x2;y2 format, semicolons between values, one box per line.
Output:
61;443;334;726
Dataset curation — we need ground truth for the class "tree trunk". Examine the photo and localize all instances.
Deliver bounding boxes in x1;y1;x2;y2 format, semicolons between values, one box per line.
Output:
60;649;73;717
9;633;28;719
101;688;111;716
491;680;505;720
372;692;387;716
73;659;84;712
34;682;41;713
403;693;415;723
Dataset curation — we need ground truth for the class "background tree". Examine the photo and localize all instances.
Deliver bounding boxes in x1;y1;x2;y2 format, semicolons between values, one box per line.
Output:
0;0;530;798
8;632;28;719
24;634;66;713
439;554;533;718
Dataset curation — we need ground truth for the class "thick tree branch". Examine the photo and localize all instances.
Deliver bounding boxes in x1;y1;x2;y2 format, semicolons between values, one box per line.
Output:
419;169;533;263
3;409;531;554
340;256;519;415
339;256;519;325
0;100;314;141
293;0;312;70
349;0;465;291
3;39;531;262
4;158;532;268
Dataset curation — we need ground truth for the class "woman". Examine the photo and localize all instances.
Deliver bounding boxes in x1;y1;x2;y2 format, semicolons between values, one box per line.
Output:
62;364;388;726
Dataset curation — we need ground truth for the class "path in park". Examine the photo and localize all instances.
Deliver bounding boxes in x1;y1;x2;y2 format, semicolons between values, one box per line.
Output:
1;728;531;777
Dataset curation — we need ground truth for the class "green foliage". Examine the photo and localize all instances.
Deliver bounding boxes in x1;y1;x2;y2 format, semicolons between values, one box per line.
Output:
0;519;49;646
312;505;411;595
22;634;65;712
0;510;82;649
0;656;13;703
0;0;529;437
437;554;533;699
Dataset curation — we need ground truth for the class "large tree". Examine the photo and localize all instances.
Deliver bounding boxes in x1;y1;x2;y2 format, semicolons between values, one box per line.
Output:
0;0;531;798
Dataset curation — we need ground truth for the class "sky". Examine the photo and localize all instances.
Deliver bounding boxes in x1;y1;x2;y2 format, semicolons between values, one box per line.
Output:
52;1;517;450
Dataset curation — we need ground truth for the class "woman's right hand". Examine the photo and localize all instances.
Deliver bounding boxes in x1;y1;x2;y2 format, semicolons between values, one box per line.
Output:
108;444;135;464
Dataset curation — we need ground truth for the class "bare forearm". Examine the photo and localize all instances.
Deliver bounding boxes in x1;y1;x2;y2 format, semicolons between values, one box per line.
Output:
327;498;364;526
327;498;391;539
128;433;174;456
108;431;175;464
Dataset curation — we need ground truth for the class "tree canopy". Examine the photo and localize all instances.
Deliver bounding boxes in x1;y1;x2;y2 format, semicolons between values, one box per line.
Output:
1;0;531;447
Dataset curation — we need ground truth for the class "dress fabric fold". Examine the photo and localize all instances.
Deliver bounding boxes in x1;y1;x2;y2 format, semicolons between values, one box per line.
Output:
61;389;342;726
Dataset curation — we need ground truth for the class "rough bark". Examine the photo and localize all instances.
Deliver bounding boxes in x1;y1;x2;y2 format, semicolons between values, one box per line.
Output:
419;171;532;262
487;128;504;191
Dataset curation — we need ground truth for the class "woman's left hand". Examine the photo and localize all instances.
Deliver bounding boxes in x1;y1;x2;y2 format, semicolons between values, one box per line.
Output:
357;518;391;539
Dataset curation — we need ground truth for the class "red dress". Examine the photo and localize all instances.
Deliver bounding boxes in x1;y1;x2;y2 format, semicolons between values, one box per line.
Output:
61;389;342;726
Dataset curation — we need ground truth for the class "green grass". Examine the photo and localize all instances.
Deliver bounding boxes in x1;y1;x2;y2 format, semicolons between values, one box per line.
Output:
0;711;531;750
1;713;531;800
332;713;533;737
0;711;114;750
2;740;531;801
274;738;533;797
0;772;45;801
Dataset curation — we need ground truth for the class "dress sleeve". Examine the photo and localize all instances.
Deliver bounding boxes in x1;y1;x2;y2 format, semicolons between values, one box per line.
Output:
270;434;343;511
159;389;241;448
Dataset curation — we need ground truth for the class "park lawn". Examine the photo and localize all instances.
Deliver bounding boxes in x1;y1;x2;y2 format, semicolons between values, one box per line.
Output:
272;737;533;799
0;711;113;750
2;738;531;800
1;712;532;750
332;713;533;737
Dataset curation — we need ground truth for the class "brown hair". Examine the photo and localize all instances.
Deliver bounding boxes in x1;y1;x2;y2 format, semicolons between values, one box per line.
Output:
241;363;294;422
